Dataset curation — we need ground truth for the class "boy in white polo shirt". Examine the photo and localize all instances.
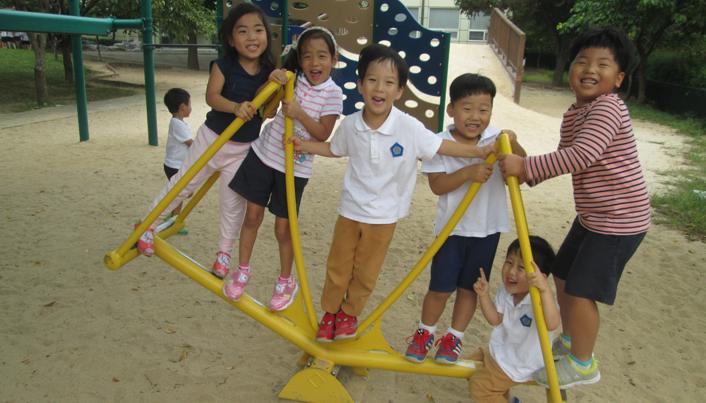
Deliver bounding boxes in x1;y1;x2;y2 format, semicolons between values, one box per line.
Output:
469;236;560;403
405;73;526;365
290;44;497;342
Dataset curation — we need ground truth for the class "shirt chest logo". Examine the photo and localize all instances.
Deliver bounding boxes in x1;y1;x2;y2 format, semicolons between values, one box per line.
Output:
390;142;403;157
520;314;532;328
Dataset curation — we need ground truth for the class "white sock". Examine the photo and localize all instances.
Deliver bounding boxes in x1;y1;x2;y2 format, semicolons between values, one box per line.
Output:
447;327;465;340
418;321;436;334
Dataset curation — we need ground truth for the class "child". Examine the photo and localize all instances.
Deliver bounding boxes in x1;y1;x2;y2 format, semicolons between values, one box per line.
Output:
498;27;650;388
289;44;496;342
469;236;560;403
405;73;526;365
224;26;343;312
135;3;278;277
162;88;193;230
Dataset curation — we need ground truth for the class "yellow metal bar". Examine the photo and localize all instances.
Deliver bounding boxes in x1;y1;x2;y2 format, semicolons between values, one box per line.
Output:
359;151;498;334
154;235;478;378
105;77;288;270
173;172;220;227
498;135;562;403
282;75;319;331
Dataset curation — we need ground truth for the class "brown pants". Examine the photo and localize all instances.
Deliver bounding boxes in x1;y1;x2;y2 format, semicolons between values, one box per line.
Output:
321;215;396;317
468;346;521;403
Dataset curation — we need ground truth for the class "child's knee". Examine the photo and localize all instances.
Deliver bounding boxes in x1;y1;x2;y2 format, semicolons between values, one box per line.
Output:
274;220;291;243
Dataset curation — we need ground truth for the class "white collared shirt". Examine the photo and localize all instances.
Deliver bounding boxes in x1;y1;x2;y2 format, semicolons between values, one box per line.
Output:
329;106;443;224
421;125;510;237
164;118;192;169
489;285;557;383
252;75;343;178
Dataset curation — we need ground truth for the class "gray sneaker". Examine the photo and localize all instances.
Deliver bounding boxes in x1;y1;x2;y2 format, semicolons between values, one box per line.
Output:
552;336;571;360
534;356;601;389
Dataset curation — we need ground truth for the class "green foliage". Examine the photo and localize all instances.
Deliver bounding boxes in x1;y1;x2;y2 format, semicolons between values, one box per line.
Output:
645;49;706;88
624;98;706;239
522;68;568;85
0;48;135;112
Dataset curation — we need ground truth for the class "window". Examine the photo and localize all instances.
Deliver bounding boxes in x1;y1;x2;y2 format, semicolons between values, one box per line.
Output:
428;8;459;30
407;7;420;22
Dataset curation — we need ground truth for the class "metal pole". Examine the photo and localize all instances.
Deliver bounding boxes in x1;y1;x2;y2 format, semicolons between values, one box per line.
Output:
68;0;89;142
141;0;158;146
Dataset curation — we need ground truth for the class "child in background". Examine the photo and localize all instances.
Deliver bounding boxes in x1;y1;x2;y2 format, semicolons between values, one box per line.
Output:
162;88;193;232
469;236;559;403
224;26;343;312
289;44;496;342
498;27;650;388
135;3;277;276
405;73;526;365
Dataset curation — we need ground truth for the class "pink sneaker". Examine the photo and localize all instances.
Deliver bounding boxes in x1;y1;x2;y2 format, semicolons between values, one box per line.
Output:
134;223;154;257
269;277;299;311
212;251;231;279
222;268;250;302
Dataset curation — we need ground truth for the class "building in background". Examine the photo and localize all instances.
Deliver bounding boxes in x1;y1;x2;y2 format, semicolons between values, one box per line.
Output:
401;0;489;43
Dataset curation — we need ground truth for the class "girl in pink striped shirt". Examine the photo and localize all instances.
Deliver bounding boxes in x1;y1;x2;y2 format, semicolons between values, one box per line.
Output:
498;27;650;390
224;27;343;311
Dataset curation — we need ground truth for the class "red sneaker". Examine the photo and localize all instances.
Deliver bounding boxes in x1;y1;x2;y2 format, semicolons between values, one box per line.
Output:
134;223;154;257
315;312;336;343
333;311;358;341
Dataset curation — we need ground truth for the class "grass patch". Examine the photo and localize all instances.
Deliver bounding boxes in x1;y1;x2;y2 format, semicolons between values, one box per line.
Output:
0;48;136;112
522;67;568;86
625;98;706;240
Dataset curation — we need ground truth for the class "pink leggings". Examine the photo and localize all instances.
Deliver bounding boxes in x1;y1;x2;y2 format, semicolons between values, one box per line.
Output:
145;124;249;251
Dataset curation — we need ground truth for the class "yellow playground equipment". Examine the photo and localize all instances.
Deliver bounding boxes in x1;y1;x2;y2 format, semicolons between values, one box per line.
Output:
105;74;567;403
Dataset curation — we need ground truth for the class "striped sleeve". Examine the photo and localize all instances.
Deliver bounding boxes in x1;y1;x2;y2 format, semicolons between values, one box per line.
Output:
524;95;650;235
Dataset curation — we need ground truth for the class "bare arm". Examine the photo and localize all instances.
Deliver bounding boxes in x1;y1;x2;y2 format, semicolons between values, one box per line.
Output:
184;139;193;147
473;268;503;326
437;139;496;159
503;130;527;158
427;163;493;196
282;100;338;142
526;263;561;331
287;136;339;158
205;63;258;121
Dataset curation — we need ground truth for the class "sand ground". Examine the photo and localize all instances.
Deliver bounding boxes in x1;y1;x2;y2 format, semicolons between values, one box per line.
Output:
1;44;704;403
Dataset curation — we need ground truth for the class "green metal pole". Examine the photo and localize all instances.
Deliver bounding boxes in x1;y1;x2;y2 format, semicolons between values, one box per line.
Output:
69;0;89;142
141;0;158;146
216;0;223;58
438;32;451;133
282;0;288;57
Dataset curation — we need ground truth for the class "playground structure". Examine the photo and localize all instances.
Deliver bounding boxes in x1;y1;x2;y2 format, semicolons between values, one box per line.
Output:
488;8;526;104
104;71;566;402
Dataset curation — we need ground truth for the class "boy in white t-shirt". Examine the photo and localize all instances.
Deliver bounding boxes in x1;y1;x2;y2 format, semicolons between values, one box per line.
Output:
163;88;193;231
289;44;497;342
469;236;560;403
405;73;526;365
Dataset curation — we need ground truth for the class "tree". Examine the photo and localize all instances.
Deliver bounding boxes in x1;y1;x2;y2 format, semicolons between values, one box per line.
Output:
152;0;217;70
10;0;51;106
455;0;577;87
563;0;706;104
95;0;217;71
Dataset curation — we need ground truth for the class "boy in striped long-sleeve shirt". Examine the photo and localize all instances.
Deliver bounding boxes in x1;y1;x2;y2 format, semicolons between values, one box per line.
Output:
498;27;650;389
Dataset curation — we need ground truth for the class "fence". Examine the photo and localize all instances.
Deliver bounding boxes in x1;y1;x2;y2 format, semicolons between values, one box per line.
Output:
488;8;525;103
639;80;706;119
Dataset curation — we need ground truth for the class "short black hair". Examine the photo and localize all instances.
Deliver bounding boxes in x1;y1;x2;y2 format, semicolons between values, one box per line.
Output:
507;236;556;276
569;26;634;73
449;73;496;104
164;88;190;114
357;44;408;88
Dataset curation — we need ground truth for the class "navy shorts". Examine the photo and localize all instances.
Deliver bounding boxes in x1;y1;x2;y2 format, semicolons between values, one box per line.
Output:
429;233;501;293
164;164;179;180
554;216;646;305
228;148;308;219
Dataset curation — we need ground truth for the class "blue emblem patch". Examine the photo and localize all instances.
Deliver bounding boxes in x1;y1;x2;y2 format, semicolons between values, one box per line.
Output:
390;142;403;157
520;314;532;328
